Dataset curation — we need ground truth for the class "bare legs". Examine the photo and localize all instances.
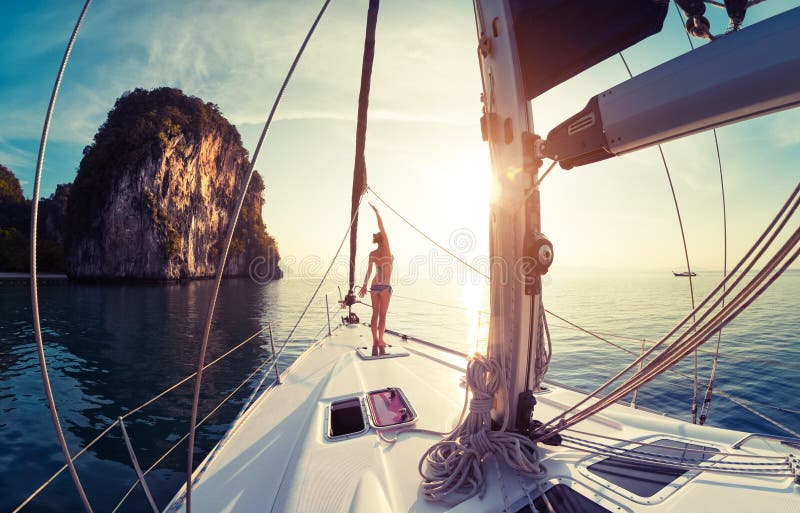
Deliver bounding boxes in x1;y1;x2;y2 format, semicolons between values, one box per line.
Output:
378;289;390;347
370;290;381;355
369;290;391;355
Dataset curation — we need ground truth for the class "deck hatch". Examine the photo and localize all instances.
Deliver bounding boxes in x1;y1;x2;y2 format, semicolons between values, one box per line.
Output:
366;387;417;429
327;397;368;439
514;484;613;513
586;438;719;498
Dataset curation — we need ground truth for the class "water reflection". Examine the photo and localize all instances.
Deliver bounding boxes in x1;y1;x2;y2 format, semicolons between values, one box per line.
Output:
0;278;292;513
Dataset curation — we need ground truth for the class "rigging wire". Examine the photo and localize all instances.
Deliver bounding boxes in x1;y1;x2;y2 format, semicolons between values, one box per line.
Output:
675;2;731;427
559;438;793;476
532;182;800;436
184;1;333;510
27;2;94;512
674;3;730;425
364;186;800;429
391;293;800;372
534;203;800;441
563;428;788;460
699;129;728;425
618;52;700;423
560;436;788;468
538;160;558;185
367;185;491;280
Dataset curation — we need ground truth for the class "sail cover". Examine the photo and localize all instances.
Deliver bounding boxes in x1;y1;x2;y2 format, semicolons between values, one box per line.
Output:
509;0;669;99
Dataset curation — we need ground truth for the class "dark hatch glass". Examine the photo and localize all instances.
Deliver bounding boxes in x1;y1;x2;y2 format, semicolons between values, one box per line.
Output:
587;438;719;497
515;484;613;513
329;397;365;438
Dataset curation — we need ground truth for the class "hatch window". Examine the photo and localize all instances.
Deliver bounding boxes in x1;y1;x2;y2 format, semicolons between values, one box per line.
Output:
327;397;368;439
514;484;613;513
587;438;719;498
366;387;416;428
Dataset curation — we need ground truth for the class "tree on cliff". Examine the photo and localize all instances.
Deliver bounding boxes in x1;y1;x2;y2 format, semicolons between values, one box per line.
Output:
0;165;69;272
0;165;27;271
66;87;282;280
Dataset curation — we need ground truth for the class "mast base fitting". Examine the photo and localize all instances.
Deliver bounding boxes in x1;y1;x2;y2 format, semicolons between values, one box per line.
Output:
531;420;563;446
342;311;360;325
516;391;537;434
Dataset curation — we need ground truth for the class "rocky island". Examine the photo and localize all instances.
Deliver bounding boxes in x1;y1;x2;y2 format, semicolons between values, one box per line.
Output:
66;87;281;281
0;87;282;281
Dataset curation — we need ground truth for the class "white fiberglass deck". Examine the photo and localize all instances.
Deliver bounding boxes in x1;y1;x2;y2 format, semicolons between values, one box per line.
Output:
165;324;799;513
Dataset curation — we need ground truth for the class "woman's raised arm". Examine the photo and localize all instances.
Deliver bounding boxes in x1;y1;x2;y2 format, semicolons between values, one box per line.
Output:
369;203;389;250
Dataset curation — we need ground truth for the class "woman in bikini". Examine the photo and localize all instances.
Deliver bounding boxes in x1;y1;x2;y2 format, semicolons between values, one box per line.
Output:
359;203;393;356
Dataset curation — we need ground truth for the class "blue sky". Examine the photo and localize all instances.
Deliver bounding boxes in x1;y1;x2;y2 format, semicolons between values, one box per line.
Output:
1;0;798;272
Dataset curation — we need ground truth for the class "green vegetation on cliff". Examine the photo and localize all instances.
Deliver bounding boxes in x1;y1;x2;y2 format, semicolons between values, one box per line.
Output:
0;165;70;272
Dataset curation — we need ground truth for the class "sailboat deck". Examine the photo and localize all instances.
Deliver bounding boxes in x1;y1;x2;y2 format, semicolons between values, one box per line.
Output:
165;324;799;513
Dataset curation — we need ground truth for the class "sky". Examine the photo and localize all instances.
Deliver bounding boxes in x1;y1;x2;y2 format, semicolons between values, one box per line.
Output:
1;0;798;277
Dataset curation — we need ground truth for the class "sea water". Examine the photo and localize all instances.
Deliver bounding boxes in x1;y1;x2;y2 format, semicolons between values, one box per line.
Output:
1;270;798;512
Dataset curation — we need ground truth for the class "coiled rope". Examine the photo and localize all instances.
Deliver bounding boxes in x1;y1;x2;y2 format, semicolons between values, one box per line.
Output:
418;354;546;504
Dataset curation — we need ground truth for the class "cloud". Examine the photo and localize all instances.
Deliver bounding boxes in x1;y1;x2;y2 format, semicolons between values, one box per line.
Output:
770;109;800;148
0;137;33;170
2;0;480;145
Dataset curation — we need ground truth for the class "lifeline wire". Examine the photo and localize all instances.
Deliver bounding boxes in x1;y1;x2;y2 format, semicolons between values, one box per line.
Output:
27;2;94;512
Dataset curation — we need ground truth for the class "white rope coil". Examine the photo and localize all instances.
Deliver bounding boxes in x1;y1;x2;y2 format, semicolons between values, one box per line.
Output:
418;355;546;504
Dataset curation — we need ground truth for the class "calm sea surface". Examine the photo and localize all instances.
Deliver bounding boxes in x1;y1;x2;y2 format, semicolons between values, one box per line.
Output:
1;270;798;512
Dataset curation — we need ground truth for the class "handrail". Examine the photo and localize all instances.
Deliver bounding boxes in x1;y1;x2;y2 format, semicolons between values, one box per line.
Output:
732;433;800;450
383;327;470;359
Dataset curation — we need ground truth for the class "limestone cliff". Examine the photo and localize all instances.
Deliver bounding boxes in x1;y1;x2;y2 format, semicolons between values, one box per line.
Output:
66;87;282;280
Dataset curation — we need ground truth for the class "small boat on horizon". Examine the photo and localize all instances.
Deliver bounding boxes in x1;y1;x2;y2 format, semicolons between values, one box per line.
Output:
673;271;698;277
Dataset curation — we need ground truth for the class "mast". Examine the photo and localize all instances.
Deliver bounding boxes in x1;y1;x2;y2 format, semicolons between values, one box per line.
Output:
474;0;552;431
345;0;380;314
